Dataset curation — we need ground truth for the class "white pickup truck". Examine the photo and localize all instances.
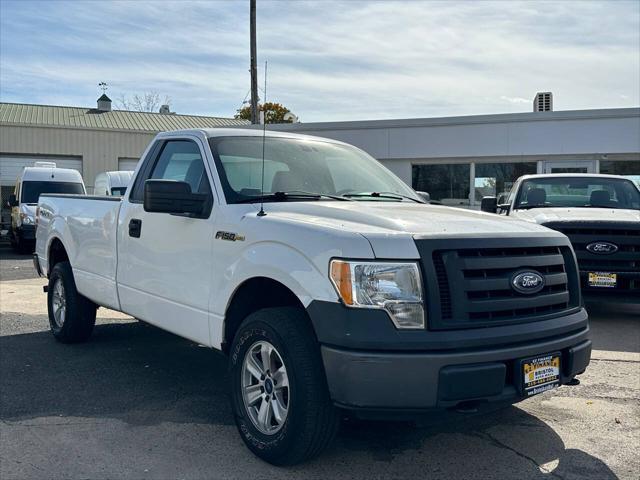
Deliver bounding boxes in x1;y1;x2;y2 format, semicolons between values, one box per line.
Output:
35;129;591;465
481;174;640;303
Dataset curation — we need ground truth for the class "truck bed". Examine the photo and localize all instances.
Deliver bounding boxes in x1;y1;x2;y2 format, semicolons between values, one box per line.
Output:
36;194;122;310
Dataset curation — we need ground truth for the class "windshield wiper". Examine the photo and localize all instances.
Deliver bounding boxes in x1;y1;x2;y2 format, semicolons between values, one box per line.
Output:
235;191;351;204
280;190;352;201
514;205;553;210
581;205;629;210
342;191;423;203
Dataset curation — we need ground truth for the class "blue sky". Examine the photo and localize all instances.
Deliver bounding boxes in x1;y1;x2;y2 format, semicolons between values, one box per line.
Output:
1;0;638;121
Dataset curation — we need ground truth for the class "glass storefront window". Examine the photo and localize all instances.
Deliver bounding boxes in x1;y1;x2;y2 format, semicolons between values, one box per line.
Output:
412;164;470;205
474;162;538;202
600;160;640;187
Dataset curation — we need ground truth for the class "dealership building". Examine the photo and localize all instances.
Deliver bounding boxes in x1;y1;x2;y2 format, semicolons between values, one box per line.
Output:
269;105;640;206
1;94;638;224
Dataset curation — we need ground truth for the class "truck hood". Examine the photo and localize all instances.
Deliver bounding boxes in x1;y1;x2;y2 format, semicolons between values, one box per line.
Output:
511;207;640;224
20;204;37;218
258;201;553;237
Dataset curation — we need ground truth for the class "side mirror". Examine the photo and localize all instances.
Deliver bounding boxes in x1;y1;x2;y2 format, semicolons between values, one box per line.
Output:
144;180;208;216
481;196;498;213
7;194;17;207
416;191;430;203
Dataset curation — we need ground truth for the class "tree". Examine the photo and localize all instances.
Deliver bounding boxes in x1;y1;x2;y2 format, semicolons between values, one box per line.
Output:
115;91;171;112
235;102;295;124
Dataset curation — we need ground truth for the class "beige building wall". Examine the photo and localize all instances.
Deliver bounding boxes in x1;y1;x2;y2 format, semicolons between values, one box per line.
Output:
0;125;156;190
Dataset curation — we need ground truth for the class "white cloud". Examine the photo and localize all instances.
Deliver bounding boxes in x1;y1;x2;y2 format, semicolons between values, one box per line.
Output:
1;0;638;121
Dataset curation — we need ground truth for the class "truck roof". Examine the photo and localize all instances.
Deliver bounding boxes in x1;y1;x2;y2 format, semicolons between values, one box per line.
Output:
157;128;350;145
97;170;134;186
519;173;632;181
21;166;84;183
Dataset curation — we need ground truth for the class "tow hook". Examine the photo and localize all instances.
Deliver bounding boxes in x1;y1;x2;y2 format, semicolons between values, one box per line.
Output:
454;400;481;414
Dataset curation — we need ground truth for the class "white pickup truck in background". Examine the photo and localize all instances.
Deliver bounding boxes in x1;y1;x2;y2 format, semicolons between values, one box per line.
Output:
481;173;640;303
92;170;134;197
34;129;591;465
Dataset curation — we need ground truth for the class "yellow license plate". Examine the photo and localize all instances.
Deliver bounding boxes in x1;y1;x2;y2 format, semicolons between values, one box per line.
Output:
588;272;617;288
522;354;561;397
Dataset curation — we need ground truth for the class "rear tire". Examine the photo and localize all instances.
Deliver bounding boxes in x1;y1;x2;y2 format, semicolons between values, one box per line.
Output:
11;230;32;254
229;307;339;465
10;229;20;253
47;261;97;343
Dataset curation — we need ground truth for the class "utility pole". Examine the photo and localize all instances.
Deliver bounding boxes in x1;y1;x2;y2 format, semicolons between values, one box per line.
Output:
249;0;259;124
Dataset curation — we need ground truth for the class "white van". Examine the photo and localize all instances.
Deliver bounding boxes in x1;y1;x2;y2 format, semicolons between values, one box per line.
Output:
7;162;85;252
93;171;134;197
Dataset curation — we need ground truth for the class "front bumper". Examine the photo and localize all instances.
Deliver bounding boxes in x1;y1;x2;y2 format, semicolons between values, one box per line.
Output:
580;271;640;303
308;301;590;411
17;224;36;241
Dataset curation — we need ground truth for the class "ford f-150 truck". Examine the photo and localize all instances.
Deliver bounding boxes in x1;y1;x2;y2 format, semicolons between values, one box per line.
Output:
481;174;640;303
35;129;591;465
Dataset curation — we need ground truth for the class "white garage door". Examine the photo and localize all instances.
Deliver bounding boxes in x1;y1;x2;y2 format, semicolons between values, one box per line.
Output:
0;155;83;186
118;158;139;172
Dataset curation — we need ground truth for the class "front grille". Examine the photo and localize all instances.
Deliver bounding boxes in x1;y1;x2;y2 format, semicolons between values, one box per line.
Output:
433;252;452;319
415;237;581;330
542;221;640;293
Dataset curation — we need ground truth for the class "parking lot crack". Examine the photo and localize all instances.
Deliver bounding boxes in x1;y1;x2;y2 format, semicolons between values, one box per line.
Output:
472;431;566;480
591;358;639;365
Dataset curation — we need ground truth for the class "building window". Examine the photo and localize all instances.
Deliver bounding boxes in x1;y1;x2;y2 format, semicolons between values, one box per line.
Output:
412;164;470;205
474;162;538;202
600;160;640;187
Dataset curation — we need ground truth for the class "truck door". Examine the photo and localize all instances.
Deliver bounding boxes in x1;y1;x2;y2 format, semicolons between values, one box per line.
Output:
116;136;216;346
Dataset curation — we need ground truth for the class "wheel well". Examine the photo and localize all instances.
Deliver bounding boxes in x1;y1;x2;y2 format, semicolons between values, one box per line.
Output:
48;238;69;274
223;277;307;354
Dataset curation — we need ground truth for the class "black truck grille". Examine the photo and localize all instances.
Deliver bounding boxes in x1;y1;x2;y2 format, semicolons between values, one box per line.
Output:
415;236;581;330
542;221;640;293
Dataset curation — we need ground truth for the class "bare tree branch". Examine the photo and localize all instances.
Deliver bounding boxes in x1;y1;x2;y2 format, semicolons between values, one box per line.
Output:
114;91;172;112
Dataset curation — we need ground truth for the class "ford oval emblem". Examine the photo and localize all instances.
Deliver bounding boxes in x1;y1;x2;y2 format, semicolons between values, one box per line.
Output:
586;241;619;255
511;271;545;295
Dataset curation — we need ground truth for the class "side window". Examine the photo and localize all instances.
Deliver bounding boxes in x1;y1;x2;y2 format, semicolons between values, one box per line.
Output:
150;141;211;195
130;139;212;202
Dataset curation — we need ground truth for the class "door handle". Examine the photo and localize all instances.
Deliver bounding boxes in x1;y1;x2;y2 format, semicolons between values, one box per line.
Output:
129;218;142;238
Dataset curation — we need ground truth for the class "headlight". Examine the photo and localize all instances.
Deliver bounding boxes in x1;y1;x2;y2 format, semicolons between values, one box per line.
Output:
20;213;34;225
329;260;425;329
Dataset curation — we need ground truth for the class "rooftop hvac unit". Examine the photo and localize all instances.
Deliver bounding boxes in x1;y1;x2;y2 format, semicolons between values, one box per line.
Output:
534;92;553;112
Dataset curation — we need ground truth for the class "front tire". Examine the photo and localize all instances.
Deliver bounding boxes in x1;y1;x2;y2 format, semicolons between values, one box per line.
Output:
47;261;97;343
229;307;339;465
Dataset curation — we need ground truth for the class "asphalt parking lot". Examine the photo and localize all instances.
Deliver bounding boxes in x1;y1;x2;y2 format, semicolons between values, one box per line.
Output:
1;243;638;479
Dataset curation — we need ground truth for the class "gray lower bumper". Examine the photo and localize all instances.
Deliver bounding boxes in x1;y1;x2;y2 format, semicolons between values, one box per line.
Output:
18;225;36;240
321;326;591;410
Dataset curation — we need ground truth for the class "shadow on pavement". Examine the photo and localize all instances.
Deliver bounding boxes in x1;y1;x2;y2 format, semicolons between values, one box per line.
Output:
586;302;640;353
0;318;619;479
0;243;38;281
0;318;232;426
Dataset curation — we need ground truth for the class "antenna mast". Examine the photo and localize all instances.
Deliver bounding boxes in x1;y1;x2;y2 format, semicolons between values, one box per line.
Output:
257;61;268;217
249;0;259;125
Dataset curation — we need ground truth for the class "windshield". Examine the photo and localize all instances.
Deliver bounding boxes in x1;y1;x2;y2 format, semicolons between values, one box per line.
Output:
515;177;640;210
21;181;85;204
209;136;421;203
110;187;128;196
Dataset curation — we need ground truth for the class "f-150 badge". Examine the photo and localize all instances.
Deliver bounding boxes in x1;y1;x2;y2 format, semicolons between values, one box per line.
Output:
215;231;245;242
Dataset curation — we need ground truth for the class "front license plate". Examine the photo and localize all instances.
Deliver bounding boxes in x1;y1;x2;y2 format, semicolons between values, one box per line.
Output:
588;272;617;288
521;353;561;397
